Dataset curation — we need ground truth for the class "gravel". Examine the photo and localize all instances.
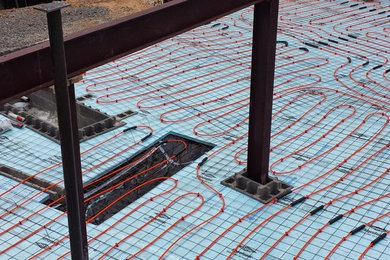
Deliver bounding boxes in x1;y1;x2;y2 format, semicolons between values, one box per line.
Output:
0;5;110;55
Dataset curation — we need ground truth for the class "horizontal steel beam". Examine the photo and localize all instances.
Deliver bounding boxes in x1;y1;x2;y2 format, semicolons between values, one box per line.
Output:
0;0;262;103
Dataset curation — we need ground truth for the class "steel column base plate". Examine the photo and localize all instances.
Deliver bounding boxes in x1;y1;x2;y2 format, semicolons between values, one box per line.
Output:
222;168;292;204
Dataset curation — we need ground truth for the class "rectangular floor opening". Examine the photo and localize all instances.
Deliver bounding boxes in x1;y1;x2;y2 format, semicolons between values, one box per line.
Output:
44;133;214;225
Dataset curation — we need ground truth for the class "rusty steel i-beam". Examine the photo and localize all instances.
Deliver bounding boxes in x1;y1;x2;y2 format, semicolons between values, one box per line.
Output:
0;0;264;104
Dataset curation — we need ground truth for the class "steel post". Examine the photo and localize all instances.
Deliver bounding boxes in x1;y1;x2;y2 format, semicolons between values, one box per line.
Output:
246;0;279;185
35;2;88;259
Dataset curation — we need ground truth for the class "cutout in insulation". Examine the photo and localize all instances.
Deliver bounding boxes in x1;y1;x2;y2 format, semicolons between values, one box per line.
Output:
44;133;214;225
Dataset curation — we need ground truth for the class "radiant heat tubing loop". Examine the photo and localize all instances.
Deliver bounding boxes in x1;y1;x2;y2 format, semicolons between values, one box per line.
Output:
1;1;390;259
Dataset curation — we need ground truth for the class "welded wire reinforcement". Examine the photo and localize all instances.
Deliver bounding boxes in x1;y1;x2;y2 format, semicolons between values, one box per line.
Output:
0;0;390;259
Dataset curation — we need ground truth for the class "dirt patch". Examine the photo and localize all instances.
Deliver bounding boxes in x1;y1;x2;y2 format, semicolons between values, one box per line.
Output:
0;0;158;55
67;0;154;18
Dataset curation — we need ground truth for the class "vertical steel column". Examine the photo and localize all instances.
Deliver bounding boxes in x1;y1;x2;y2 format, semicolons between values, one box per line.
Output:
246;0;279;185
35;2;88;259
